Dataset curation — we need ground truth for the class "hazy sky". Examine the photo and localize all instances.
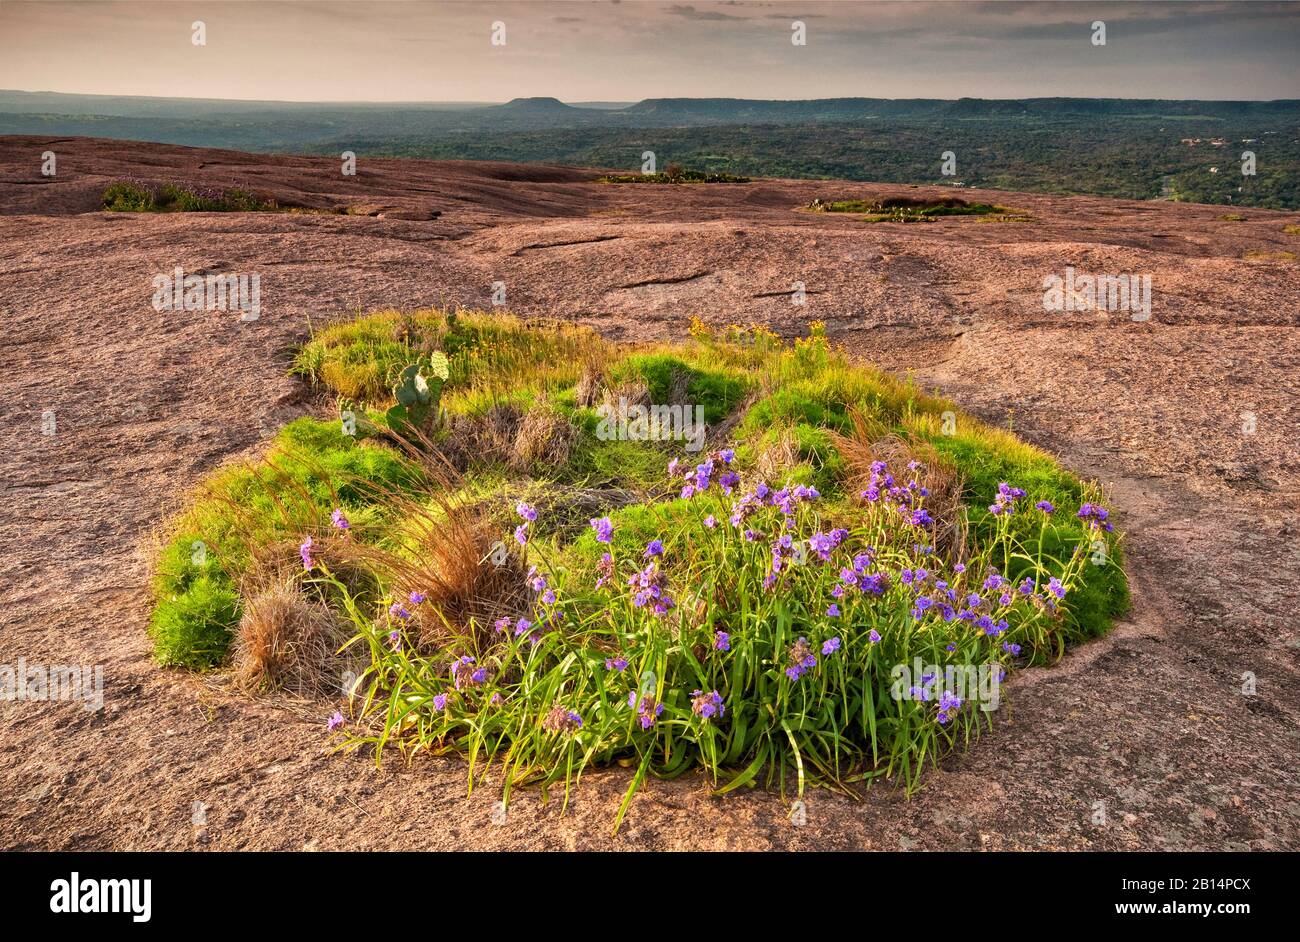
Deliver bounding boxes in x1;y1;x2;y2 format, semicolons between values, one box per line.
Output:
1;0;1297;102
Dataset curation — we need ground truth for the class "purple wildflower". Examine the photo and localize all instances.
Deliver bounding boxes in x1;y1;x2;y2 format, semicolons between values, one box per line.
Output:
542;704;582;735
690;689;725;720
629;691;665;729
590;516;613;543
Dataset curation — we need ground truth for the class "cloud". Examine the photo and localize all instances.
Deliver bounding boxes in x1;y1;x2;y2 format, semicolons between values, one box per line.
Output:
666;4;744;21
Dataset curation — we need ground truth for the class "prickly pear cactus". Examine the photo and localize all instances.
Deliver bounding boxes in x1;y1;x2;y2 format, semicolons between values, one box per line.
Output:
385;354;446;436
428;350;450;382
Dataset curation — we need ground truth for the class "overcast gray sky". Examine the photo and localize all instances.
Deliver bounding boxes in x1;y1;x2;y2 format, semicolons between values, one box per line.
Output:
1;1;1297;102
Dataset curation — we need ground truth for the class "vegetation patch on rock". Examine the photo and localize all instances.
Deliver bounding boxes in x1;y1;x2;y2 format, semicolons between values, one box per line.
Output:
149;309;1128;826
600;164;750;184
807;195;1018;222
103;180;282;213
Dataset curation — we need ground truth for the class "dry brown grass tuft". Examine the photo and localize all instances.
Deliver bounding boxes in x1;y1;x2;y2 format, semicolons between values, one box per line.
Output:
755;428;800;481
575;362;604;408
320;444;531;655
441;403;523;469
601;379;651;411
831;409;968;561
232;581;353;697
510;405;579;470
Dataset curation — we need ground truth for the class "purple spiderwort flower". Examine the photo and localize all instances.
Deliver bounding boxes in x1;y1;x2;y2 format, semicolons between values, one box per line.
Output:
331;508;350;530
542;705;582;734
605;656;629;672
595;552;614;589
714;630;731;652
937;689;962;723
432;693;448;711
690;689;725;720
786;637;818;680
389;601;412;620
1077;503;1114;532
299;536;314;571
822;636;841;655
408;591;426;605
327;711;344;732
451;655;482;690
628;691;665;729
826;603;841;618
516;501;537;522
868;629;882;643
590;516;613;543
643;539;664;558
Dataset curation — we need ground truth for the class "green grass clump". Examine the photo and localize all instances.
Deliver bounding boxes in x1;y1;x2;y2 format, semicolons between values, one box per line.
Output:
807;196;1015;222
102;181;278;213
150;576;241;670
599;168;751;184
153;308;1129;825
148;416;420;668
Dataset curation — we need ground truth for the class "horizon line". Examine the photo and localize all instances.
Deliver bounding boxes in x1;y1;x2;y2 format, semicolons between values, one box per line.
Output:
4;89;1299;107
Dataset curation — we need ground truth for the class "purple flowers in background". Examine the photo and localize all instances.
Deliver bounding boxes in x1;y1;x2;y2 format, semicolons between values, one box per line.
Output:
714;630;731;652
543;704;583;734
628;560;674;615
590;516;613;543
595;551;614;589
989;482;1027;516
937;690;962;724
331;507;350;530
299;536;314;571
1077;503;1114;532
785;637;818;680
691;689;725;720
515;501;537;546
629;691;665;729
